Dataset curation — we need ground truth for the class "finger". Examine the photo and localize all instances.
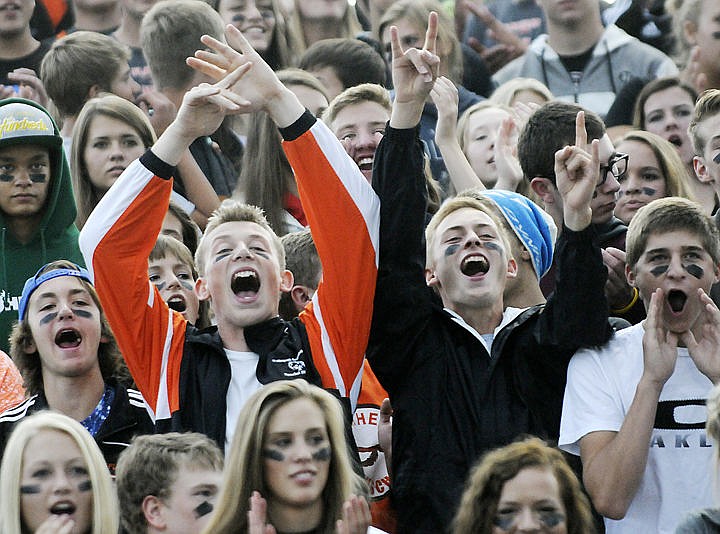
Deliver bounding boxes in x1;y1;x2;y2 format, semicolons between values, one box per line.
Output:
423;11;439;55
186;56;227;81
574;110;587;149
590;137;600;177
380;398;393;419
216;61;253;89
223;22;254;54
390;25;403;59
404;48;433;82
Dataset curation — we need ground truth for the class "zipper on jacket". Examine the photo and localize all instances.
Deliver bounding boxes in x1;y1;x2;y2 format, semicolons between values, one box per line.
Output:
570;71;583;103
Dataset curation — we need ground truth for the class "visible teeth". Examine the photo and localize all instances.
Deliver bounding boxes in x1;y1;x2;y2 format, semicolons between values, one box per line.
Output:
231;270;260;294
358;157;374;170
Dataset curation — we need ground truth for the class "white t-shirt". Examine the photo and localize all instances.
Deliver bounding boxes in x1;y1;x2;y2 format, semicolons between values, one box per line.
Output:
560;323;715;534
225;349;263;451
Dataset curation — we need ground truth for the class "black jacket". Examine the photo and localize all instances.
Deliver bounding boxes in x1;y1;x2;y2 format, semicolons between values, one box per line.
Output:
0;380;154;474
367;124;612;533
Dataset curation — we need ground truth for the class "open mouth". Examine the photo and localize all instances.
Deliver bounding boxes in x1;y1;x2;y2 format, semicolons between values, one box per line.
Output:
667;289;687;313
50;502;76;515
167;296;187;313
461;255;490;276
231;270;260;296
357;157;374;172
667;134;682;148
55;329;82;348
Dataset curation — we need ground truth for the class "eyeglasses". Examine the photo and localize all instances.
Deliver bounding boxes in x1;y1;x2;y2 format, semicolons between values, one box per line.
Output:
598;153;629;186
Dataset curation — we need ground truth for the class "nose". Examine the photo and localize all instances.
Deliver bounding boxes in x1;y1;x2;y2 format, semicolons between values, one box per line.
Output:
244;1;262;20
620;174;639;195
356;129;380;149
51;471;72;494
666;254;687;278
166;272;182;290
109;141;125;161
600;170;621;195
232;243;253;261
57;300;75;320
515;508;541;532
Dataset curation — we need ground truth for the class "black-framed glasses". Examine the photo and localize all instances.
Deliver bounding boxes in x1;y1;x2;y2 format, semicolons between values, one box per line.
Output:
598;153;629;186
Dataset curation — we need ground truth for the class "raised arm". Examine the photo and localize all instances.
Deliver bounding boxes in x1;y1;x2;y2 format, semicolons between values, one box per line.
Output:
79;77;247;418
579;289;678;518
188;26;381;406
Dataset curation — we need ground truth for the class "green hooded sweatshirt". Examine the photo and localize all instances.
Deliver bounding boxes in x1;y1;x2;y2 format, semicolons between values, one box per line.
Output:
0;98;83;353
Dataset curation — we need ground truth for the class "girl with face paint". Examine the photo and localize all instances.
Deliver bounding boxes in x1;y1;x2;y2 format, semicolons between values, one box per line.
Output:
614;131;695;225
452;438;596;534
0;411;118;534
202;380;380;534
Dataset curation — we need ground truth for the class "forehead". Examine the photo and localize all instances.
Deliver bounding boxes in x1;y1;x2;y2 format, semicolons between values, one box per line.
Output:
0;144;50;160
644;86;694;110
23;429;81;462
467;108;510;130
643;229;706;253
30;275;92;302
614;139;658;166
206;220;275;247
266;397;326;433
694;112;720;147
87;114;139;136
149;254;190;269
331;101;389;132
436;207;499;235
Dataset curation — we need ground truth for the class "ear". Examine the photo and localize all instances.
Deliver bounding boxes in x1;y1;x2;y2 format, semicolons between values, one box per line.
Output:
142;495;167;530
279;269;294;293
506;257;518;280
693;155;714;184
425;267;439;288
86;84;102;100
195;277;211;301
530;177;557;205
290;285;312;311
23;337;36;355
625;263;636;288
713;262;720;285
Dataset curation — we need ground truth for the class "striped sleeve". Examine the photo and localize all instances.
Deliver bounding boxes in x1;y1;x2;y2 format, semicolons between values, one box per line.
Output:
283;119;380;409
79;155;187;422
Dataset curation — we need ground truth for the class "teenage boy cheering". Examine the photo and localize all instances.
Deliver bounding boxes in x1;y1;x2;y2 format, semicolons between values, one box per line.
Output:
79;36;380;451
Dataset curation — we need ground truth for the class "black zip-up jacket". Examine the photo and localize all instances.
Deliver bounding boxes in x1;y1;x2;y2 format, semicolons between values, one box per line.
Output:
0;380;154;475
367;124;612;533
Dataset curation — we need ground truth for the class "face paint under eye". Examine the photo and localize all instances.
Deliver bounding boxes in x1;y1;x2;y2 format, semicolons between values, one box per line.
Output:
72;309;93;319
445;244;460;257
232;14;245;23
538;510;565;528
29;174;46;183
0;173;15;182
77;480;92;492
684;263;704;279
39;312;58;326
155;281;167;290
194;501;213;518
311;447;331;462
262;449;285;461
641;187;657;197
178;279;194;292
650;265;669;277
483;241;502;253
714;152;720;165
20;485;42;494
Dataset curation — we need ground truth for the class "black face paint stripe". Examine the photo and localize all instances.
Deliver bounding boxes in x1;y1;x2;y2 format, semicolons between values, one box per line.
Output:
39;312;58;325
641;187;656;196
179;280;194;291
262;449;284;461
78;480;92;492
155;281;167;290
312;447;331;462
29;174;46;183
484;242;502;252
650;265;668;277
0;174;13;182
194;501;213;518
684;263;704;279
72;309;92;319
445;244;460;257
20;485;42;494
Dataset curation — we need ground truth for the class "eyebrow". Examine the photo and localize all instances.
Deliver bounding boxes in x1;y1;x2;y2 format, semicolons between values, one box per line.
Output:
337;120;387;132
35;288;90;300
645;245;705;255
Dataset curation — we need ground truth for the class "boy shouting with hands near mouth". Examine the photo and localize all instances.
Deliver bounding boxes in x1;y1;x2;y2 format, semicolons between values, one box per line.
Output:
560;197;720;534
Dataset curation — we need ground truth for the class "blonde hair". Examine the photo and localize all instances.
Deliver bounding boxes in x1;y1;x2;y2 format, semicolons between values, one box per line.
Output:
195;200;285;276
201;380;367;534
490;78;554;107
288;0;362;55
0;411;119;534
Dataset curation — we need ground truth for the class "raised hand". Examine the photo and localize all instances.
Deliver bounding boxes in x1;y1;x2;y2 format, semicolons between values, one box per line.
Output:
603;247;636;311
187;24;303;127
464;1;526;74
35;514;76;534
493;115;523;191
430;76;459;147
248;491;277;534
6;68;48;107
136;89;177;136
335;495;371;534
554;110;599;231
389;11;441;129
681;289;720;384
642;288;679;388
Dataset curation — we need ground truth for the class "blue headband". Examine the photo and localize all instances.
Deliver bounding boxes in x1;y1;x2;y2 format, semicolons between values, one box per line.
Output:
18;264;93;321
480;190;557;278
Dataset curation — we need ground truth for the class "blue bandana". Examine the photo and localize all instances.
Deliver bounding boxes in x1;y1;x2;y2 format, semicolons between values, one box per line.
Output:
18;263;93;321
480;190;557;278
